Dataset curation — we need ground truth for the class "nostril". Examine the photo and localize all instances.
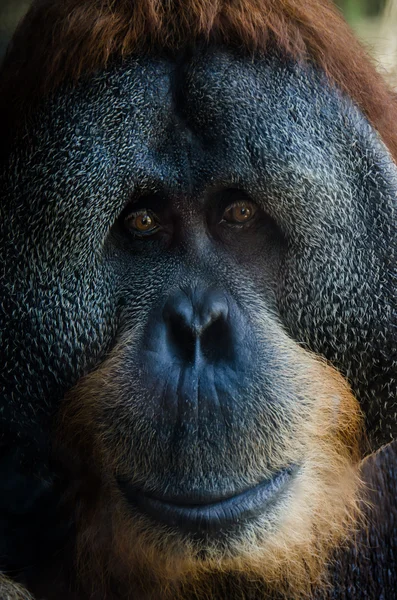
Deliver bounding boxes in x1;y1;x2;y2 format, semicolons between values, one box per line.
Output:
201;315;233;362
162;288;232;363
171;324;196;363
163;292;196;361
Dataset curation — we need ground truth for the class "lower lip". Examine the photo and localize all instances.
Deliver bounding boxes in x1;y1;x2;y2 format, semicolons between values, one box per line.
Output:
119;467;296;533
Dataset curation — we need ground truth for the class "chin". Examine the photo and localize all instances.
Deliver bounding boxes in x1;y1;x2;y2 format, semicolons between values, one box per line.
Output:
56;344;362;600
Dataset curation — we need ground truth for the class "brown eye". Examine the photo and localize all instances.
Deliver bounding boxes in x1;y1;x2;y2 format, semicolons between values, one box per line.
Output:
223;201;257;224
125;210;159;235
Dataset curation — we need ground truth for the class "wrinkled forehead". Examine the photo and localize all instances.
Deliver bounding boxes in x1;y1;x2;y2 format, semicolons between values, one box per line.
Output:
32;47;362;196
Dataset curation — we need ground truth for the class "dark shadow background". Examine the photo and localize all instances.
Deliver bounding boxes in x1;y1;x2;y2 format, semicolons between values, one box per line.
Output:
0;0;31;58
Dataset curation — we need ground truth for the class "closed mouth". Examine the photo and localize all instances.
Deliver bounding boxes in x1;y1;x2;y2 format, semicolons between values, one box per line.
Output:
118;466;296;533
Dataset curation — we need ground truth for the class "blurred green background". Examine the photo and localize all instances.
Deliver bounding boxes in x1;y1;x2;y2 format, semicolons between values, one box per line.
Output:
0;0;396;85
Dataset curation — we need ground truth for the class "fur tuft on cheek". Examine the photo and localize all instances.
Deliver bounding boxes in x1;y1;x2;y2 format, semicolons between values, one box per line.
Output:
0;576;34;600
56;344;363;600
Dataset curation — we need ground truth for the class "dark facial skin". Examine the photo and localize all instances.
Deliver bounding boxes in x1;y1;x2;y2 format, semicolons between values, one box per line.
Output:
109;188;291;531
0;46;396;572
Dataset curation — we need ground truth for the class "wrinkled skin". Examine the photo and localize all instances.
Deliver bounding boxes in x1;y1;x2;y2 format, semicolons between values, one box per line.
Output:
0;46;396;597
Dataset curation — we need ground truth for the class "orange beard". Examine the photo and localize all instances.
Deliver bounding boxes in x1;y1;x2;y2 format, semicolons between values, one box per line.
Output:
57;345;363;600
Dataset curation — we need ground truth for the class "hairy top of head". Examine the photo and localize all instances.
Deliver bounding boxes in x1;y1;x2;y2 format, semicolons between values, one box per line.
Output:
1;0;397;160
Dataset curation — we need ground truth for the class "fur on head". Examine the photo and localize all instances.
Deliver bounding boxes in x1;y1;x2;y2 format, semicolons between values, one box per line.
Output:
57;338;363;600
1;0;397;159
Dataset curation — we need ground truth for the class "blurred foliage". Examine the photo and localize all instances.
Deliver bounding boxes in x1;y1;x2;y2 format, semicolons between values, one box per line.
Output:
0;0;31;57
335;0;385;22
0;0;31;33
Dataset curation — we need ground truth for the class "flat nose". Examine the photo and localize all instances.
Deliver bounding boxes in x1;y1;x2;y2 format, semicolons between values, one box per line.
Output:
162;289;230;362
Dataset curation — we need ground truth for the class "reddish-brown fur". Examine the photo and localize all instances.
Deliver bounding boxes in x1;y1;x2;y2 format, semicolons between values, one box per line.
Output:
1;0;397;159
